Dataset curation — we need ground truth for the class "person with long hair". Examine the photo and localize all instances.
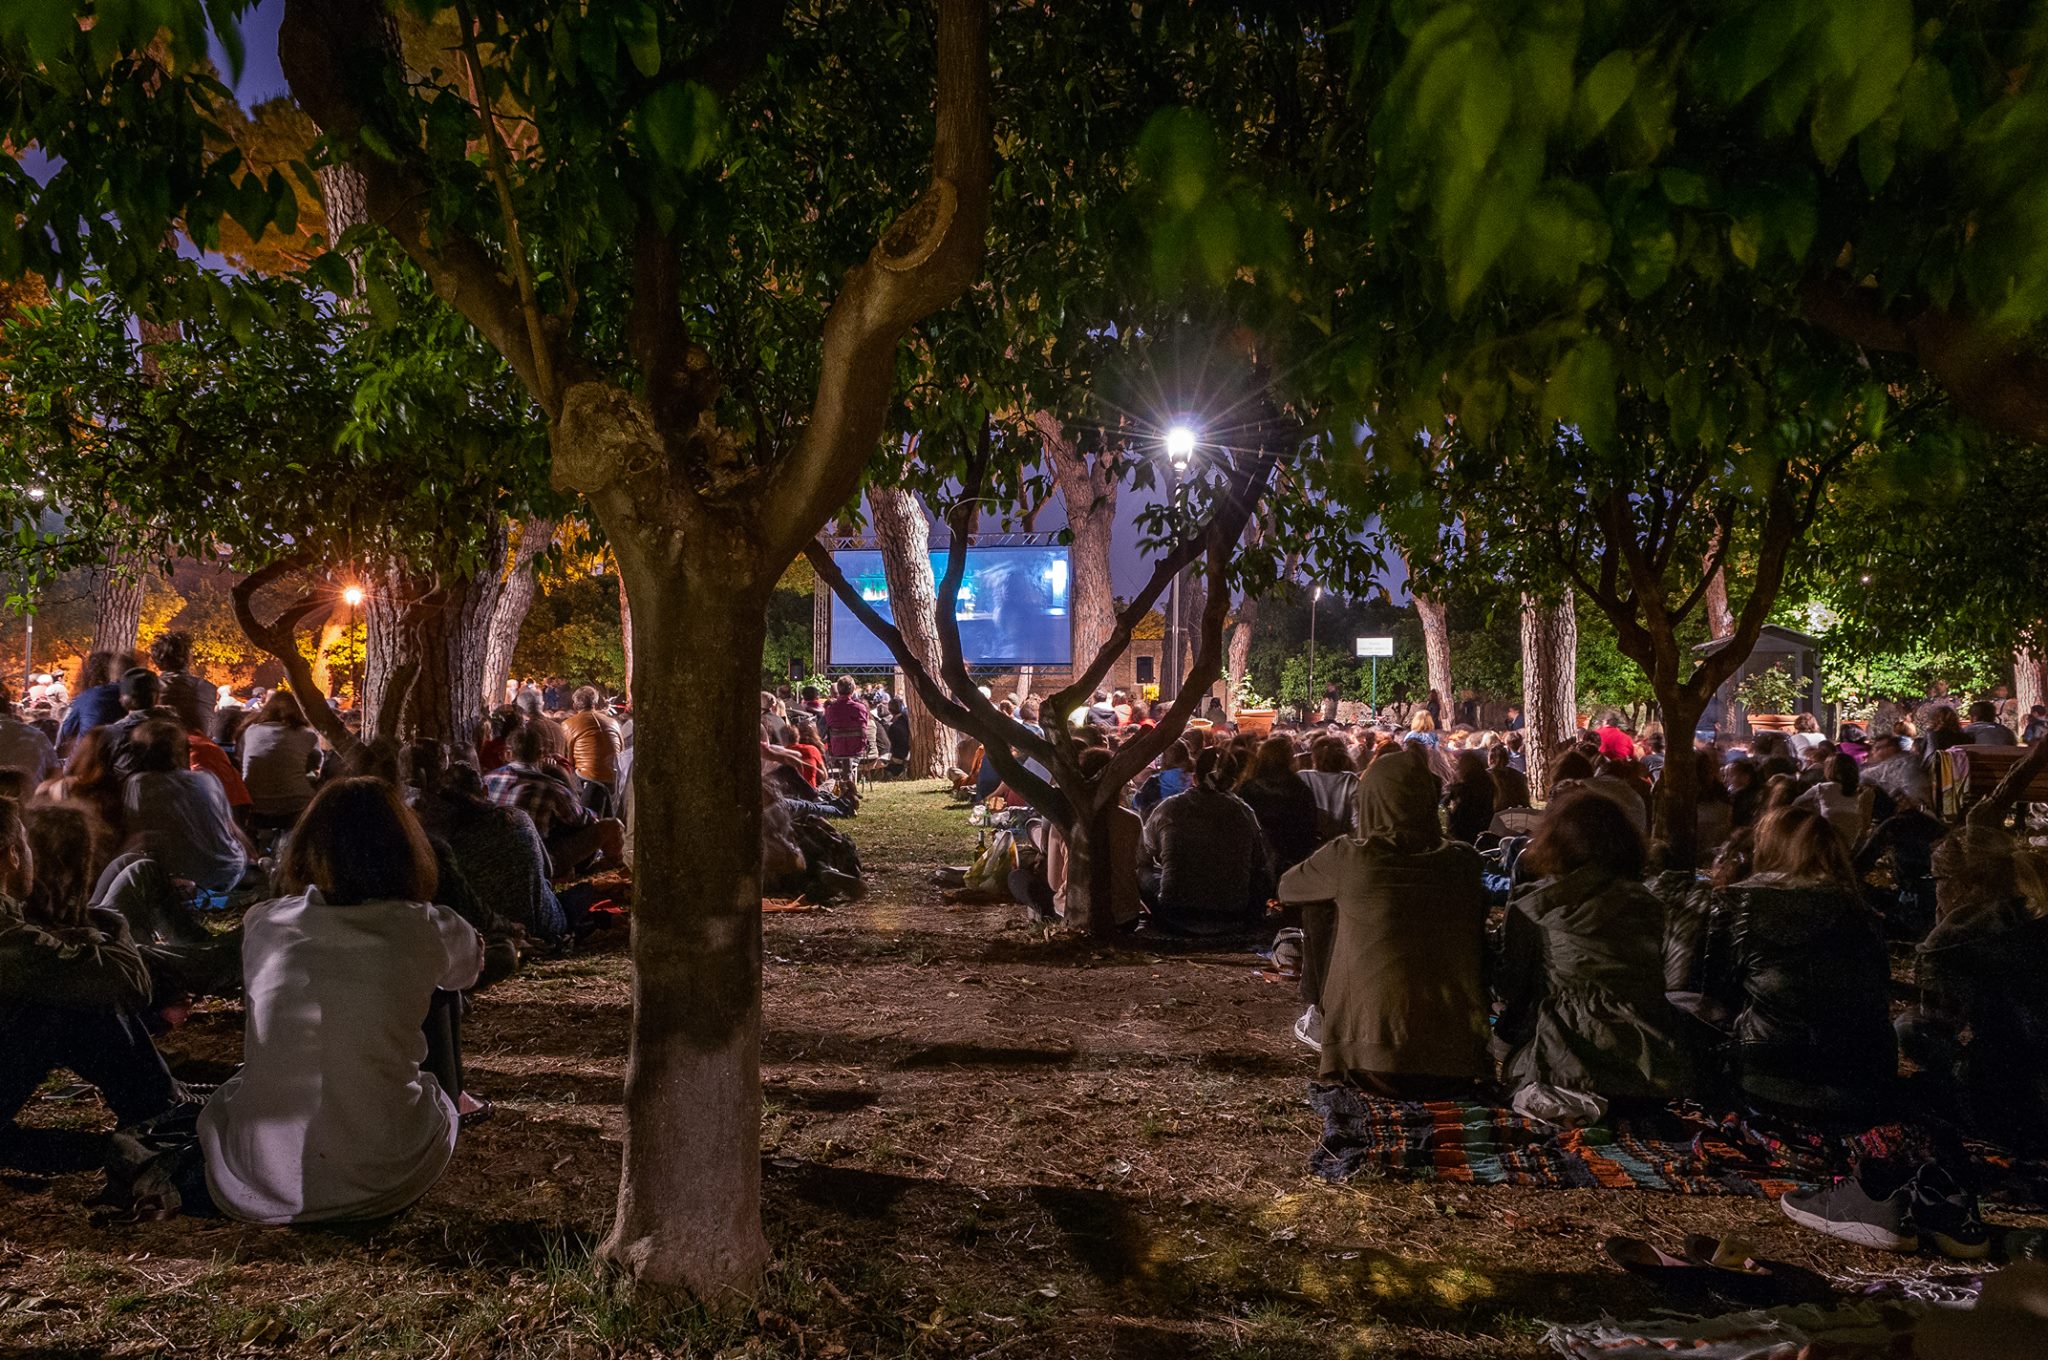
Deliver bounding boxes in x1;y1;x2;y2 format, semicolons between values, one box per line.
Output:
1300;735;1360;840
1494;790;1695;1111
1138;746;1268;935
198;778;483;1224
1236;736;1320;878
1796;751;1875;848
1699;805;1894;1122
414;756;567;943
1442;750;1495;844
1276;747;1489;1093
39;726;127;857
56;650;137;751
238;691;320;825
1;799;182;1136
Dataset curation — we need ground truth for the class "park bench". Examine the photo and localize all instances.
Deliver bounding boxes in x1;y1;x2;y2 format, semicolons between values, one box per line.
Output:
1930;745;2048;818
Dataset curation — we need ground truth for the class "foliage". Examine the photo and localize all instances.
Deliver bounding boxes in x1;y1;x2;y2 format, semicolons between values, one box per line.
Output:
1822;644;2001;716
512;567;625;693
1733;662;1810;715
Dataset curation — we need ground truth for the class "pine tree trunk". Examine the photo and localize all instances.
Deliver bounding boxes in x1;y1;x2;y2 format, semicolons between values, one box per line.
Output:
1038;416;1118;675
1179;573;1209;707
1653;692;1706;869
1227;597;1257;715
1520;592;1577;800
1704;567;1734;639
2015;645;2043;729
871;487;950;779
92;548;148;660
618;570;634;700
1414;588;1453;717
596;540;771;1297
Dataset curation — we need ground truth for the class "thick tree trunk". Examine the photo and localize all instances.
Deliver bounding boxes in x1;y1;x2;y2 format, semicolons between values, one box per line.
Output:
618;570;634;700
1519;592;1577;800
1059;787;1120;939
1038;415;1118;675
597;545;771;1298
871;487;950;779
1178;573;1209;707
1653;692;1707;869
91;548;148;660
363;542;502;747
482;516;554;711
1414;588;1453;718
2015;644;2043;730
1226;596;1257;715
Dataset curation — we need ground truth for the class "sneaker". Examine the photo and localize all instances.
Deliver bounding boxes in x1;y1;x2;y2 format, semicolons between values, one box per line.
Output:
1910;1165;1992;1259
1292;1006;1323;1053
1780;1174;1919;1251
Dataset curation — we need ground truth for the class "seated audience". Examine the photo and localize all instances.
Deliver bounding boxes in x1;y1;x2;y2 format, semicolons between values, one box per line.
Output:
1;798;183;1138
1134;737;1197;819
1299;735;1359;840
484;725;624;878
559;686;623;814
1795;751;1875;849
1278;748;1489;1095
1025;748;1142;927
1697;806;1896;1122
1862;733;1931;809
0;688;59;783
1493;790;1695;1110
40;726;127;853
1138;748;1268;936
1236;736;1321;878
123;721;249;898
239;692;321;825
56;651;135;751
413;753;566;943
198;778;483;1223
1962;700;2018;746
1441;750;1495;844
149;631;215;738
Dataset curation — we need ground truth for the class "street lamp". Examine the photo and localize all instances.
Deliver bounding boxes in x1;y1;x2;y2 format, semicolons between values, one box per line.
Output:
1308;583;1323;721
1160;422;1200;700
341;585;366;708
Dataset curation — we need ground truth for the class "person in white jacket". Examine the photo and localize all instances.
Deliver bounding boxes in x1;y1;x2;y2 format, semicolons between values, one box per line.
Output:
199;778;482;1224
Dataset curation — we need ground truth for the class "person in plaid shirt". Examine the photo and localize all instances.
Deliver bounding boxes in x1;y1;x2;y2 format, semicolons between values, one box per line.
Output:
484;726;623;880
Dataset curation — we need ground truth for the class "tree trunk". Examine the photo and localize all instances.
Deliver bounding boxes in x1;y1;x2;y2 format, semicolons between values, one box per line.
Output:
1414;588;1453;717
91;548;148;660
1519;592;1577;800
618;569;634;700
1653;691;1707;869
1226;596;1257;716
871;487;950;779
482;515;554;711
1037;415;1118;674
597;542;771;1298
2015;644;2043;729
1178;572;1209;707
1060;787;1120;939
1704;567;1734;639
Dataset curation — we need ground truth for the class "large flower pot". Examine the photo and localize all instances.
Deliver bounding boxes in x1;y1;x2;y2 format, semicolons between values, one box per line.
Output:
1236;708;1277;737
1747;713;1797;735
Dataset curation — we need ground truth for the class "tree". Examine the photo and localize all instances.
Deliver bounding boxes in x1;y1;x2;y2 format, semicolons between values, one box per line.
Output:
1520;592;1577;800
867;483;950;779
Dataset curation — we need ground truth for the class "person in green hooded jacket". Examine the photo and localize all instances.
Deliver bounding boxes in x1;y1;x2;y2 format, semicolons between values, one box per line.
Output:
1494;789;1697;1111
1279;745;1489;1095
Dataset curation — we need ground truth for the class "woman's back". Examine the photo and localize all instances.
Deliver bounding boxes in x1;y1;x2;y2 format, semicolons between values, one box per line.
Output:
1143;786;1264;934
239;723;319;815
1238;772;1320;876
199;889;481;1223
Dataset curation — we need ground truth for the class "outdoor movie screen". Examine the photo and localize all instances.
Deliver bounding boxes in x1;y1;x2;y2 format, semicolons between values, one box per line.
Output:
827;546;1073;669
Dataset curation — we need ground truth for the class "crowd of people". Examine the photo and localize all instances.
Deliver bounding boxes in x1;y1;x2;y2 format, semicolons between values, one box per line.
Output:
953;678;2047;1257
0;634;631;1222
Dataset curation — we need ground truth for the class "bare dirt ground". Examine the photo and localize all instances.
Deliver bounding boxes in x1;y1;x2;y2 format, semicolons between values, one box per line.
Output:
3;780;2035;1359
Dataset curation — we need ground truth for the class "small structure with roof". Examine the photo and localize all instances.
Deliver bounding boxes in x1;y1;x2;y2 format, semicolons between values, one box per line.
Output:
1695;624;1824;738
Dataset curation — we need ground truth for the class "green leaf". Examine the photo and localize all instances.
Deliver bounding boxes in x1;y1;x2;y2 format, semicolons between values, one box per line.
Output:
617;3;661;79
1573;50;1638;141
637;81;720;171
1657;168;1711;207
1729;215;1764;268
1541;337;1617;453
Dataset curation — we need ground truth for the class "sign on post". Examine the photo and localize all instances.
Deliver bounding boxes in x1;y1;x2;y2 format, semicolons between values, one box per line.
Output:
1354;636;1394;657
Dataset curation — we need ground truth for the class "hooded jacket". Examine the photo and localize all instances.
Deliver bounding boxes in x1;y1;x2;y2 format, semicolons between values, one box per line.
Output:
1699;874;1895;1115
1278;751;1488;1081
1496;867;1697;1100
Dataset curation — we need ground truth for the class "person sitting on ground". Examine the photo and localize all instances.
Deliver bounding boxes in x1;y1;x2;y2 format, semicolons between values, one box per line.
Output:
177;697;251;826
1404;710;1440;750
238;691;321;827
483;725;624;880
1085;690;1117;728
1795;751;1875;849
1861;733;1930;811
123;720;250;899
1441;750;1495;845
512;690;573;773
1927;704;1968;754
1962;699;2019;747
0;687;59;785
1594;715;1636;763
39;726;128;856
559;686;623;814
0;798;184;1144
412;750;566;944
106;668;173;779
149;632;215;739
884;698;911;776
1837;722;1871;763
56;651;136;751
1640;730;1667;777
1021;747;1142;927
1856;786;1948;939
1696;805;1896;1123
475;705;521;773
1300;735;1360;840
1133;736;1200;820
1278;747;1489;1094
1493;790;1697;1113
1691;751;1735;855
198;778;484;1224
1138;747;1269;936
1237;735;1322;879
1723;757;1762;829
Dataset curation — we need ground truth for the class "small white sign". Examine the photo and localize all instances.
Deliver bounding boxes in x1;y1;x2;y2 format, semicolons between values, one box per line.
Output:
1355;636;1394;658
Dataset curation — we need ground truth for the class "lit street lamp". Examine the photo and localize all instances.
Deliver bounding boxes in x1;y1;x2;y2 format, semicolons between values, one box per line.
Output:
1160;422;1199;700
342;584;366;708
1308;583;1323;721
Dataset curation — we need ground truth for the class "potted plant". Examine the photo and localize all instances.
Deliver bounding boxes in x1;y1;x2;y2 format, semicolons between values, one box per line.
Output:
1734;663;1810;734
1234;682;1279;737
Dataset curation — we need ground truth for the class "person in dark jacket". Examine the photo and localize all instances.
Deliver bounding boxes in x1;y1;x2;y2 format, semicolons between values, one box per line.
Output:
1138;747;1268;936
55;650;136;752
1442;751;1495;844
1494;790;1696;1109
1698;805;1896;1122
0;799;183;1136
1236;737;1320;879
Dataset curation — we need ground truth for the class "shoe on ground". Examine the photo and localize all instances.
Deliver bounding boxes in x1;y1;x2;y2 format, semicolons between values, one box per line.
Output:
1292;1005;1322;1053
1780;1174;1919;1252
1911;1164;1993;1260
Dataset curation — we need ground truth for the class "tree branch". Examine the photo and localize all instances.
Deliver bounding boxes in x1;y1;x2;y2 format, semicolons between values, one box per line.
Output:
230;556;358;753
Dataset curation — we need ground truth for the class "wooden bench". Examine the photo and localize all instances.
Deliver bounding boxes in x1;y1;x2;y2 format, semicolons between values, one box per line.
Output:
1931;745;2048;815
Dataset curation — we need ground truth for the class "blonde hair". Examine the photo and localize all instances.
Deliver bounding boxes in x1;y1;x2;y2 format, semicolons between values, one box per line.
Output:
1409;711;1436;734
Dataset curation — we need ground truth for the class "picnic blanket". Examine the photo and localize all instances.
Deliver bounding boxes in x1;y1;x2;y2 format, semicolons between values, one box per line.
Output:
1543;1299;1938;1360
1309;1085;2048;1202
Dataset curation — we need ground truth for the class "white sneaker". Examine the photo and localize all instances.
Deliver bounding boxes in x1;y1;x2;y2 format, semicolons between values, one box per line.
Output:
1292;1006;1322;1053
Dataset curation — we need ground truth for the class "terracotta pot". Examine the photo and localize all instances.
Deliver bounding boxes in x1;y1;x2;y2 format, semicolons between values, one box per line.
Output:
1236;708;1277;737
1746;713;1798;734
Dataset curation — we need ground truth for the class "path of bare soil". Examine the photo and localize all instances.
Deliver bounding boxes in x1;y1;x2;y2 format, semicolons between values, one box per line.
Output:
3;781;2033;1359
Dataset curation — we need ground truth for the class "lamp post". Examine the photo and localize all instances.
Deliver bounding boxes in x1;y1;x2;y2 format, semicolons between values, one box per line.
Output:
342;584;366;709
1308;583;1322;721
19;485;44;689
1161;423;1198;702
